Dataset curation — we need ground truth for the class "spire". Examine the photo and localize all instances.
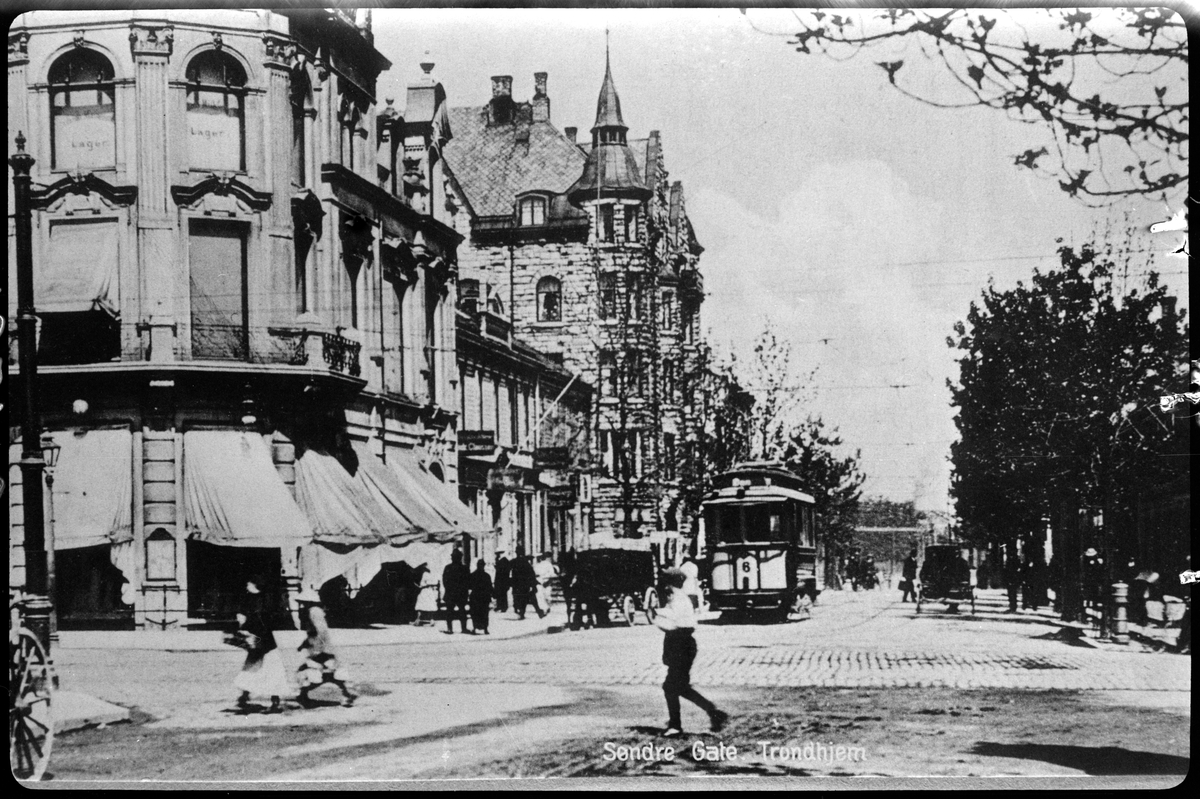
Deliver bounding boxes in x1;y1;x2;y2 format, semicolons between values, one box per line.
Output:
592;33;626;133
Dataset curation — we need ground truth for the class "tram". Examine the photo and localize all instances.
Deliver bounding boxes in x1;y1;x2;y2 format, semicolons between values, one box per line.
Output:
702;461;820;618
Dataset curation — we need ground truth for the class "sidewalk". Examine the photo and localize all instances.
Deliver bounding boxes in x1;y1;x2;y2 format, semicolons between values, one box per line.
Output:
57;603;564;651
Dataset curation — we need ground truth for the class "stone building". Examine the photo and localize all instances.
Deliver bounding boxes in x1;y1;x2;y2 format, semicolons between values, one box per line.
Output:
7;8;489;631
441;52;705;551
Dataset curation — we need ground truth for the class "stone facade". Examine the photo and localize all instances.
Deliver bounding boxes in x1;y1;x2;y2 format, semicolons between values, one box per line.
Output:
7;9;470;630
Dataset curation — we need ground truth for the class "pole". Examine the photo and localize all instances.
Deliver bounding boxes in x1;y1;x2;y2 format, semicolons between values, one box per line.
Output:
11;132;52;654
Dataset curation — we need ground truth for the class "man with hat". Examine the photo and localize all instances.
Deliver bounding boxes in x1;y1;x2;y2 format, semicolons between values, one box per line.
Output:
296;588;357;708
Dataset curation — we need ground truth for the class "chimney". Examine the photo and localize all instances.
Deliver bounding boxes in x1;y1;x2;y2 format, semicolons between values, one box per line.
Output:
489;75;514;126
564;126;577;143
491;75;512;99
532;71;549;122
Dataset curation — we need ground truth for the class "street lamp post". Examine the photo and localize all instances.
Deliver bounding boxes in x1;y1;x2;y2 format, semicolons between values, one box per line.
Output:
41;432;62;645
11;132;53;654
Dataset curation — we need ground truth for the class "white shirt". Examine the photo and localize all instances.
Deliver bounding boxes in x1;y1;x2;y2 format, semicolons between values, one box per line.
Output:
654;590;697;632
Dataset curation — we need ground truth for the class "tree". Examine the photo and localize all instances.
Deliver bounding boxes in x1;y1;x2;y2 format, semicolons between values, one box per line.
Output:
727;323;816;459
758;7;1188;202
782;416;867;586
947;230;1188;557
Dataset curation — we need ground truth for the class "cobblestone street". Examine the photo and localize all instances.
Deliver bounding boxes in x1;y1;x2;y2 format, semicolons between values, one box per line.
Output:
44;587;1190;785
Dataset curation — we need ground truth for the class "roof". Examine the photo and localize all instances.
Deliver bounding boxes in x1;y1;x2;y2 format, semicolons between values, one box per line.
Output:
592;52;627;131
442;106;589;220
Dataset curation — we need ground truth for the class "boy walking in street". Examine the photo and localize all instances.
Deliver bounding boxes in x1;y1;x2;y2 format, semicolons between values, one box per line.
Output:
654;569;728;738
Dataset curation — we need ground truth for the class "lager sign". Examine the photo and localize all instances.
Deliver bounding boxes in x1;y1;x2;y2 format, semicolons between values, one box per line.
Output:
533;447;569;470
55;113;115;170
188;109;241;172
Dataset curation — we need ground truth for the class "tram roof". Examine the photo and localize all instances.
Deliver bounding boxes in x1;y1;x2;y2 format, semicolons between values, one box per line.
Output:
703;485;816;505
713;462;808;491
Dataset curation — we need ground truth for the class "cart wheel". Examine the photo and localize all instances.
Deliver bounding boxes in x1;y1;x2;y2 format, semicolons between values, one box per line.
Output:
622;595;636;626
643;588;659;624
10;628;54;781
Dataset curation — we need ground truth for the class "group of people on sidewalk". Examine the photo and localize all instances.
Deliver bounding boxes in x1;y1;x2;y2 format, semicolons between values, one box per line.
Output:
435;547;556;635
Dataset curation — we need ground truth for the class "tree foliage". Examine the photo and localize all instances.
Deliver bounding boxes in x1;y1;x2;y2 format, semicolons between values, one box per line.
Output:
857;497;925;529
947;232;1188;548
782;415;867;557
772;7;1188;202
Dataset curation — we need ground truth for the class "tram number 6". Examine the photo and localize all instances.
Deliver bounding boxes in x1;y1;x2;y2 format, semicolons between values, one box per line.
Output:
741;560;752;573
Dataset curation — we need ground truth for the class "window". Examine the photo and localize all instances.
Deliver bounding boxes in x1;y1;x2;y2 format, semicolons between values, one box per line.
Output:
599;351;617;397
625;349;647;398
660;290;674;329
536;277;561;322
186;50;247;172
601;430;642;481
598;273;616;320
49;50;116;170
624;206;639;242
459;279;480;315
663;432;676;481
629;274;645;321
189;221;248;360
499;381;514;446
597;204;615;242
519;196;547;226
662;358;675;401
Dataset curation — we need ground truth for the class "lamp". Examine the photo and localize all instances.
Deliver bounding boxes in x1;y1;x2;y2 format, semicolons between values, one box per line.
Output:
240;383;257;427
39;432;61;471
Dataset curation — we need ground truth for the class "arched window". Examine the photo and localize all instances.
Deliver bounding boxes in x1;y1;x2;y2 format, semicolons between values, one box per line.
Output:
536;276;561;322
186;50;247;172
49;50;116;170
519;196;547;226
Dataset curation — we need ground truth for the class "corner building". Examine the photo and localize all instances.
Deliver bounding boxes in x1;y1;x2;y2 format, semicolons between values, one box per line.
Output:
7;9;491;631
441;53;706;552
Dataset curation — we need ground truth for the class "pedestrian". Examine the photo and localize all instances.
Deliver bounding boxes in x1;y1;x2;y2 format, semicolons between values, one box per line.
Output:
1004;548;1020;613
1082;547;1106;626
510;548;541;620
494;551;512;613
231;578;290;714
654;569;728;738
469;558;493;635
413;564;437;626
680;557;702;611
863;554;878;590
1022;554;1046;611
533;552;556;615
442;549;471;634
295;589;357;708
901;549;918;603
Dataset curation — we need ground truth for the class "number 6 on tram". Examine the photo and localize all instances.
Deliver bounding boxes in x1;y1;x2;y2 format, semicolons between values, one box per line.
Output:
701;462;820;618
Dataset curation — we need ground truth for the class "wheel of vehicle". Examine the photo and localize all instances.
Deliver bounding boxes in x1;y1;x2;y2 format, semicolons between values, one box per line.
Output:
9;628;54;781
643;588;659;624
622;595;636;626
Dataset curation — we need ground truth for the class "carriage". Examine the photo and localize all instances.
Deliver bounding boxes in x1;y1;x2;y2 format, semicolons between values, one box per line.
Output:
563;547;663;628
915;545;976;614
10;591;54;781
702;461;821;620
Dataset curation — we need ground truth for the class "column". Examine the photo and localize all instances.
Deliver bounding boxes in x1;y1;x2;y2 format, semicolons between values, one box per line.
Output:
129;22;177;360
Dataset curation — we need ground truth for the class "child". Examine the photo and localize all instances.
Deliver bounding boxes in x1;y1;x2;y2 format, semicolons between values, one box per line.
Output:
654;569;728;737
295;589;357;708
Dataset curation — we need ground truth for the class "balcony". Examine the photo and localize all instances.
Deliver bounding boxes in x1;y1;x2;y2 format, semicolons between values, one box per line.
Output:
265;327;362;378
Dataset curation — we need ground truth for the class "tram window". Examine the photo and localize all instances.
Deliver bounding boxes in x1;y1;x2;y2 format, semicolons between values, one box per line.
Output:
744;504;782;542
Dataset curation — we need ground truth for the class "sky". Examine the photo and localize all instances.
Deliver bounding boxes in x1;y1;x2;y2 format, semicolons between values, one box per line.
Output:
371;7;1190;514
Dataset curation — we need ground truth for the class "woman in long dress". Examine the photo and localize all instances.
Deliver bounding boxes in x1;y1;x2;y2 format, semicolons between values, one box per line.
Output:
413;563;439;626
233;579;291;713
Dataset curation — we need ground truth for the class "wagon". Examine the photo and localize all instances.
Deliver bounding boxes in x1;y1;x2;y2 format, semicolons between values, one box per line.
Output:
915;545;976;615
10;591;54;781
563;548;662;628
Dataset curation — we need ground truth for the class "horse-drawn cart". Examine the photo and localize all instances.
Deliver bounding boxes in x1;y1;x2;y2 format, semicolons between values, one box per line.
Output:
563;548;662;628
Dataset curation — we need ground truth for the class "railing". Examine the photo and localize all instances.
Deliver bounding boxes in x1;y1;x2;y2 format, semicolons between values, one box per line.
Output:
265;328;362;378
321;332;362;377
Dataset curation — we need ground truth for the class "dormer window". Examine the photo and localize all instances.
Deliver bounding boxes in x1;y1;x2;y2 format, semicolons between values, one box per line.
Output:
519;196;547;226
459;279;480;315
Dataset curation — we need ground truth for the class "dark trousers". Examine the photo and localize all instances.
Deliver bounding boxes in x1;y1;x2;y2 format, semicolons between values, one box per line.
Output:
514;590;541;619
494;585;509;612
662;631;717;729
444;598;469;631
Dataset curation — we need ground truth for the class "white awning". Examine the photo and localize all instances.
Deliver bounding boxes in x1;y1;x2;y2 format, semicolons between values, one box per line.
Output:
183;431;313;548
39;221;119;316
293;446;395;546
390;451;493;538
351;442;460;543
48;428;133;550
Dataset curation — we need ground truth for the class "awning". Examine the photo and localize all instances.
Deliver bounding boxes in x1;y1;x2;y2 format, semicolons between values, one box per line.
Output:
293;446;396;546
390;450;493;537
183;431;313;548
48;428;133;550
39;221;119;316
351;442;460;544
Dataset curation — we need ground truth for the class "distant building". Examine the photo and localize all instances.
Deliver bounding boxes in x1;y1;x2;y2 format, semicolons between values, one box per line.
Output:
7;9;488;630
441;51;706;553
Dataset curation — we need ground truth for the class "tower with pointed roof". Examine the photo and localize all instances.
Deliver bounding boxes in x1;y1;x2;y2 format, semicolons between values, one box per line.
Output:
441;47;707;550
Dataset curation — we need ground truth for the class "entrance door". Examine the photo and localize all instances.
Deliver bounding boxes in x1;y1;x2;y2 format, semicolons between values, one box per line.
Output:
55;545;134;630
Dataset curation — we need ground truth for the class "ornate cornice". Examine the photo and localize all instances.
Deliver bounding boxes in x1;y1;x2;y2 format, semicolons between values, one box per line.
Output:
262;31;298;70
32;171;138;210
128;23;174;60
170;173;272;211
8;31;30;66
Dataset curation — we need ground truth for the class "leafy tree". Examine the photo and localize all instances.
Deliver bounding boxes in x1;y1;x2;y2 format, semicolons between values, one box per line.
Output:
782;415;867;584
947;231;1188;554
857;497;925;529
727;322;816;459
758;7;1188;202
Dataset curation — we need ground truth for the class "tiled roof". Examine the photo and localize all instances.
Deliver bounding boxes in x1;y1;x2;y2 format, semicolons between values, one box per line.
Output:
442;106;589;219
